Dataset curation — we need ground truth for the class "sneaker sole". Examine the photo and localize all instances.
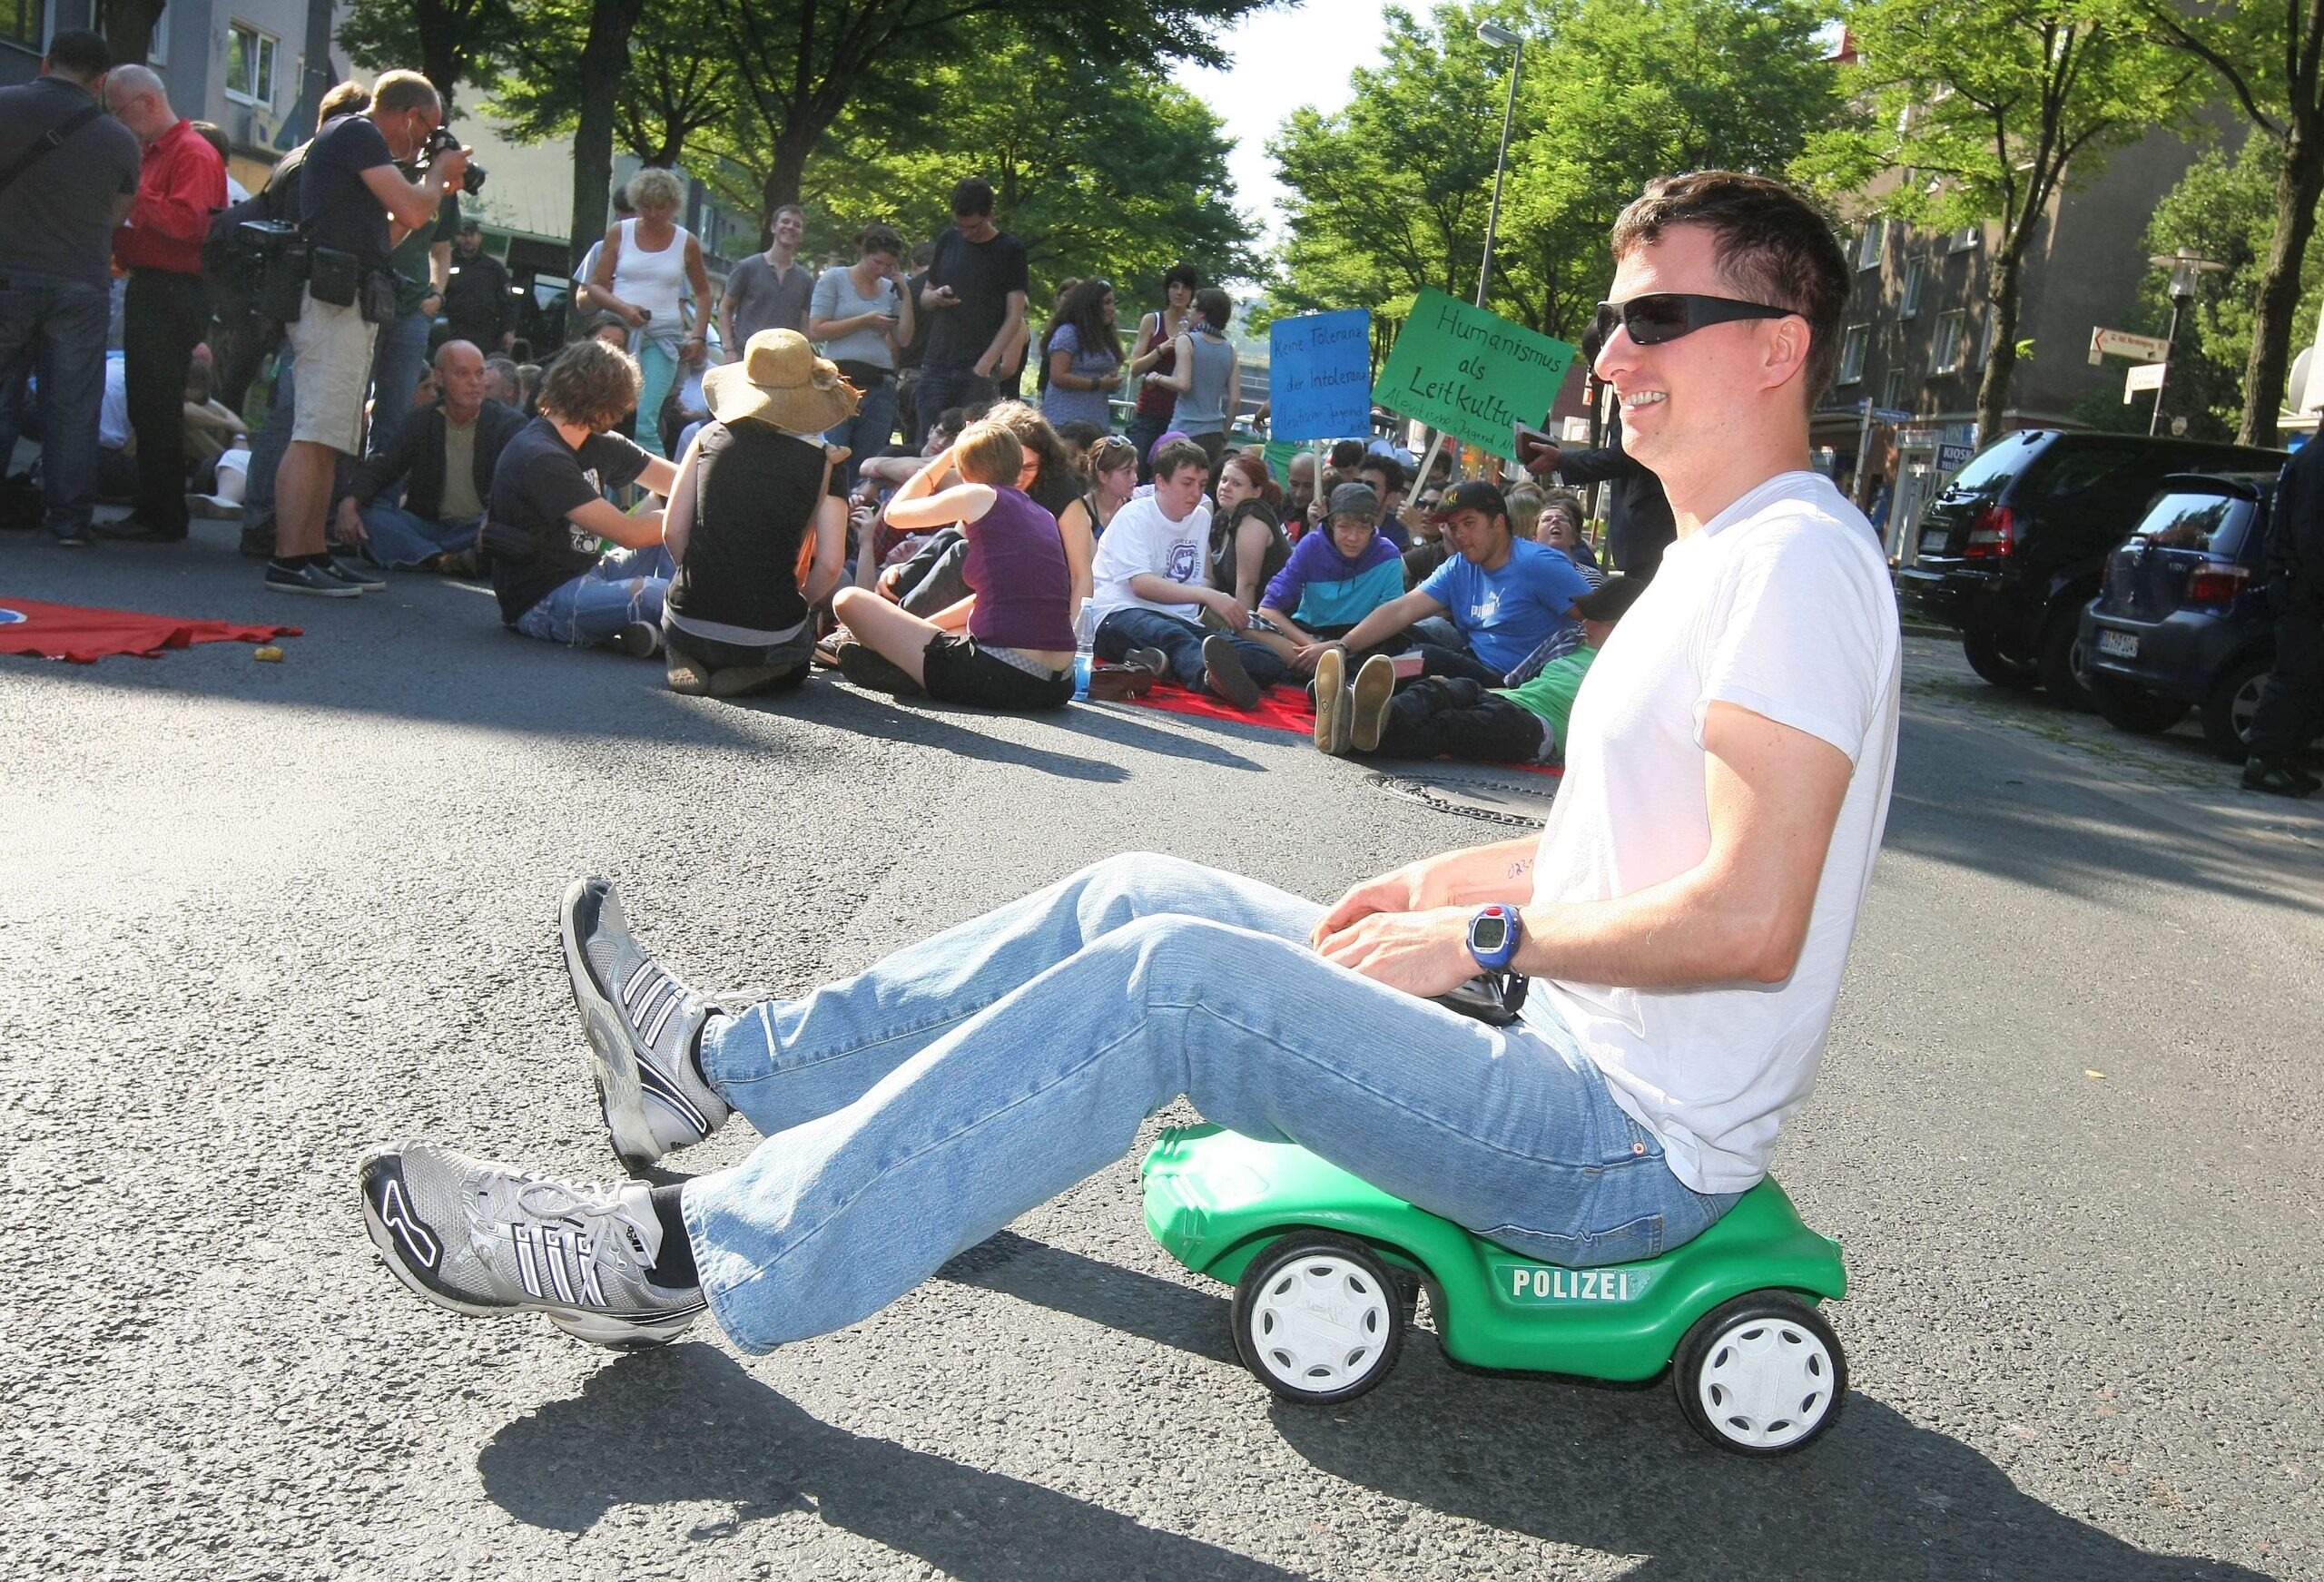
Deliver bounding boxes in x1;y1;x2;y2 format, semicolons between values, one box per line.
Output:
266;579;361;598
560;879;665;1174
1350;655;1397;752
358;1149;699;1349
1202;634;1261;710
1313;649;1348;753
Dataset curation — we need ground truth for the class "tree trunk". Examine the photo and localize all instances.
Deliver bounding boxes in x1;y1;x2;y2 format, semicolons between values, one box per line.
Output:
417;0;459;111
1975;242;2025;443
569;0;647;283
2239;116;2324;447
757;131;816;238
103;0;167;66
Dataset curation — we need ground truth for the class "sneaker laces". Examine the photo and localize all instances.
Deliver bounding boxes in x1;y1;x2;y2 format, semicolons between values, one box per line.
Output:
478;1168;664;1308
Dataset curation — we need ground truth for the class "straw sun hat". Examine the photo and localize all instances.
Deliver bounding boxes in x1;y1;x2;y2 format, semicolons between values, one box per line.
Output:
702;329;860;433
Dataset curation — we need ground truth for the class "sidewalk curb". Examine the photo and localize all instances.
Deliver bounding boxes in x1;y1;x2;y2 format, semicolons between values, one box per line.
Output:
1902;623;1953;641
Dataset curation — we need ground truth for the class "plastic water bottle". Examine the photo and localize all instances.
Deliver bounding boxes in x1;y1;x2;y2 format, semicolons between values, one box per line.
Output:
1072;603;1096;699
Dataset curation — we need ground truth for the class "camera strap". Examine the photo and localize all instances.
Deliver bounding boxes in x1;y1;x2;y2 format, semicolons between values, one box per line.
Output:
0;104;103;201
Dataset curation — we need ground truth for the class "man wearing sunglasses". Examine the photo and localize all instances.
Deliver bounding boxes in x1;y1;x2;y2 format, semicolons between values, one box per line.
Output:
1517;319;1676;579
356;172;1903;1371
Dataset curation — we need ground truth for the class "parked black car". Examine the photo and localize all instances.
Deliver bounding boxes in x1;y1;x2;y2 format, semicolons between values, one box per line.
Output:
2077;471;2309;762
1896;429;2286;709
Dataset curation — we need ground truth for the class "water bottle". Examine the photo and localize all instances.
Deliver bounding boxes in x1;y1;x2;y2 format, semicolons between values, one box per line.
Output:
1072;603;1096;699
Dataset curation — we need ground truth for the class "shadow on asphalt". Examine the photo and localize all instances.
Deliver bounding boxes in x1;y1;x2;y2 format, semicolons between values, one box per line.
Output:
771;685;1134;783
935;1233;2267;1581
477;1343;1309;1578
1886;709;2323;917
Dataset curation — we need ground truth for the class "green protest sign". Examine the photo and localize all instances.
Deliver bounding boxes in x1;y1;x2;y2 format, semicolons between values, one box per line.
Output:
1372;288;1576;460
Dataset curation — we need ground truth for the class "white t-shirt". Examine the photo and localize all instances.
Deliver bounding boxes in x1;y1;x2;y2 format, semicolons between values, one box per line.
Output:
1088;493;1213;623
1521;470;1901;1194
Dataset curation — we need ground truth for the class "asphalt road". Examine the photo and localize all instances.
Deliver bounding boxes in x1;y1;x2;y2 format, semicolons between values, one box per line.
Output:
4;518;2319;1581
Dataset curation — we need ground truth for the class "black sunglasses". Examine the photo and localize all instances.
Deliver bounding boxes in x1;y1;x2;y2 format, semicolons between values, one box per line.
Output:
1594;292;1798;348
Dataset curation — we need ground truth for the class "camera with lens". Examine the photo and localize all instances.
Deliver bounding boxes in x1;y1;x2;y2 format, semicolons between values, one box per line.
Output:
419;125;486;196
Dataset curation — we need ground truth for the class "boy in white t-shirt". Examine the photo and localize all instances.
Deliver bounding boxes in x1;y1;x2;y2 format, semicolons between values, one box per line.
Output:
1086;437;1288;708
358;172;1901;1366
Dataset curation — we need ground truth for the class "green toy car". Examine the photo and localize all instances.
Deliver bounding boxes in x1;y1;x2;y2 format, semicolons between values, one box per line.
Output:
1141;1124;1848;1455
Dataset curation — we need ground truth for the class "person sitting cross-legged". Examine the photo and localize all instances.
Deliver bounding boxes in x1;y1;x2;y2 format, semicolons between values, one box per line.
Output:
659;329;855;697
1254;482;1407;675
340;339;524;572
1297;478;1592;690
1087;437;1286;708
487;337;679;657
1316;574;1646;762
827;418;1078;711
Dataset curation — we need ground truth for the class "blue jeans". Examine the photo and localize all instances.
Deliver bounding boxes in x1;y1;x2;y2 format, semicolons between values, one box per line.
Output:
684;853;1735;1353
1094;606;1287;692
824;373;896;493
635;336;679;459
359;503;479;568
365;306;435;462
512;544;674;645
243;345;295;523
0;269;113;536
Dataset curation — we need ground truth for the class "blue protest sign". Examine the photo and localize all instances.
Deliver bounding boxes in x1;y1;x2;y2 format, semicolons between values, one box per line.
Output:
1268;310;1373;442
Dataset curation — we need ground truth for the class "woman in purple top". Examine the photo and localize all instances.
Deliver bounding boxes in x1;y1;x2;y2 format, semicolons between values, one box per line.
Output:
831;419;1078;710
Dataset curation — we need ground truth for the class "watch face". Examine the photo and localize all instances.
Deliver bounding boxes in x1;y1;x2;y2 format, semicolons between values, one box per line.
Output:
1472;914;1511;954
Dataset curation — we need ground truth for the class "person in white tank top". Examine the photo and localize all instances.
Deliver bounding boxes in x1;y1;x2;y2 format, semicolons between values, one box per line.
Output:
583;167;712;457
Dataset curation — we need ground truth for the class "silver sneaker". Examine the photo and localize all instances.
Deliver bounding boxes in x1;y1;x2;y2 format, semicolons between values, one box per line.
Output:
561;877;733;1171
359;1141;705;1348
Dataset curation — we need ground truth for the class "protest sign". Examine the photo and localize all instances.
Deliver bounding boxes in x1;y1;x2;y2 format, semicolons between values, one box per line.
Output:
1373;288;1575;460
1268;309;1374;442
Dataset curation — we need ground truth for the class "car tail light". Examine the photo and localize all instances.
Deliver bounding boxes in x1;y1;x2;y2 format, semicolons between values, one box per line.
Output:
2183;562;2249;604
1962;503;2014;558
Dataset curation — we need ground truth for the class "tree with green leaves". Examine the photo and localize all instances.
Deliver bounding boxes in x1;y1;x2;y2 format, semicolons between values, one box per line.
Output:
2136;0;2324;445
337;0;526;109
1801;0;2199;440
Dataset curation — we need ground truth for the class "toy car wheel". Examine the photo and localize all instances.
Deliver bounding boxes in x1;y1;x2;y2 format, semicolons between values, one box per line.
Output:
1673;1293;1846;1456
1232;1233;1405;1405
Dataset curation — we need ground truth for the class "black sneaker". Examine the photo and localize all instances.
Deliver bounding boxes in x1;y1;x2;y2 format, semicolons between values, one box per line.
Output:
1201;634;1260;710
321;558;387;592
264;560;361;598
607;620;662;658
239;516;278;558
50;522;92;548
835;640;920;694
2242;756;2320;798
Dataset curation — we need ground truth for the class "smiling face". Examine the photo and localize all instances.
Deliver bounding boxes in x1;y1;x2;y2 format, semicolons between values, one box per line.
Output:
772;208;805;250
1593;223;1810;493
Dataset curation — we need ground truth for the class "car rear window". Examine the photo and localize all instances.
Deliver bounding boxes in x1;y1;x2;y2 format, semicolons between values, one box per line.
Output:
2020;440;2157;500
1941;432;2046;496
2133;491;2250;554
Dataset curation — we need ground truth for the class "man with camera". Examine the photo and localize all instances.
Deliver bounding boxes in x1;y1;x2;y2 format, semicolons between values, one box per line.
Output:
266;69;470;598
100;64;223;545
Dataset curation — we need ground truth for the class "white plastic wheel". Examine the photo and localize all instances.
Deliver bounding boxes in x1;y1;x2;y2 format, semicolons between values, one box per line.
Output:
1677;1295;1845;1454
1233;1234;1404;1404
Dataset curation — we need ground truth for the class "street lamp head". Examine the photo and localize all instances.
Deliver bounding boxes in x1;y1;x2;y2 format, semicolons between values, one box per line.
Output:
2148;248;2224;304
1476;20;1520;46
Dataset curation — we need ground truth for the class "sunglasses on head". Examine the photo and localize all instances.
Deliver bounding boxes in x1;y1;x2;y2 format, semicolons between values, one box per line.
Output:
1594;292;1798;349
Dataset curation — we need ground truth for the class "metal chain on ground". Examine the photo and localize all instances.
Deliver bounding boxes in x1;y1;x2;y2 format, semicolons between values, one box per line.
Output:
1364;772;1550;830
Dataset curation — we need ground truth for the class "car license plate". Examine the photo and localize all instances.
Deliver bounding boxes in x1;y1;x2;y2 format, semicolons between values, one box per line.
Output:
2097;630;2139;659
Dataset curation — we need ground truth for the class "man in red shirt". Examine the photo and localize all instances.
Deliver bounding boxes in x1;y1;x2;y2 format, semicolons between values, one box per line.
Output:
99;64;223;544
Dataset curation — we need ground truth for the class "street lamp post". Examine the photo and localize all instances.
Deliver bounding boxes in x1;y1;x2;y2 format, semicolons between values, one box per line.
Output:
2147;248;2224;437
1474;21;1523;310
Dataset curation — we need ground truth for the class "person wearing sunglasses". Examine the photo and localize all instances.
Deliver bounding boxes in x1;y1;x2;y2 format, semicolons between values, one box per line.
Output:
354;172;1902;1381
1516;313;1676;581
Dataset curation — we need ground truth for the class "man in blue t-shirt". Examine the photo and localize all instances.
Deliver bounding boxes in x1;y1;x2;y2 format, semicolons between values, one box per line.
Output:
1315;478;1590;685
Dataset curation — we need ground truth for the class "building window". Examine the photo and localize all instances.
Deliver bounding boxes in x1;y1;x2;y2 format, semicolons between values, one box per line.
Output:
1977;313;1996;368
226;22;277;105
1899;259;1925;319
1857;219;1884;271
1932;310;1966;373
1;0;41;50
1882;368;1908;411
1839;325;1868;385
1947;224;1980;253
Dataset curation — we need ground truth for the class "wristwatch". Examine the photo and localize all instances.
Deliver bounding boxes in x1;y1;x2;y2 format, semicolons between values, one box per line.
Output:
1466;904;1522;973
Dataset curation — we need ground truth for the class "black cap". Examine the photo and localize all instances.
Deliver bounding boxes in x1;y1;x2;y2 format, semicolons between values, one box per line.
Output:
1433;478;1508;520
1573;574;1648;624
1327;482;1382;521
458;217;483;233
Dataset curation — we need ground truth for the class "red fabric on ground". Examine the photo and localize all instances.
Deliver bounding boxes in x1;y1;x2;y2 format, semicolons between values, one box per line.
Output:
1118;680;1561;778
0;597;300;664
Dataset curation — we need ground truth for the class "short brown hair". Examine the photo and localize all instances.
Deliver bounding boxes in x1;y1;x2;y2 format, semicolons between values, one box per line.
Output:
539;338;639;430
370;69;440;118
1609;171;1850;406
1151;438;1208;482
952;420;1025;487
856;221;905;260
316;80;370;128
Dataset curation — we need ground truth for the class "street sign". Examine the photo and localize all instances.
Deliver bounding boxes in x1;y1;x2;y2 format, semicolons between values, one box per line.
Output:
2090;326;2171;365
2123;361;2167;401
1373;288;1576;459
1856;398;1913;423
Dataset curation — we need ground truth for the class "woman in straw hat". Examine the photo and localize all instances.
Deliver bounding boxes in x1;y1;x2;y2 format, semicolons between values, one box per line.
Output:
660;329;858;696
827;417;1078;710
